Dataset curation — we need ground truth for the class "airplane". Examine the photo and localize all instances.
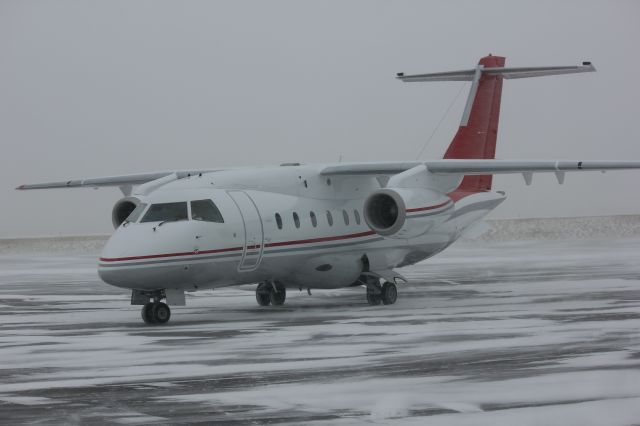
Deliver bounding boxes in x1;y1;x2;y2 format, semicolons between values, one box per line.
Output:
17;55;640;325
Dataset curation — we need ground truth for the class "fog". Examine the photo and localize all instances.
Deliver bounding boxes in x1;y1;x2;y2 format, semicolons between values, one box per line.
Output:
1;0;639;237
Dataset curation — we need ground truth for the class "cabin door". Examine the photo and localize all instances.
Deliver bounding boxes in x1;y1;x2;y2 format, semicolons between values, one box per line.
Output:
226;190;264;272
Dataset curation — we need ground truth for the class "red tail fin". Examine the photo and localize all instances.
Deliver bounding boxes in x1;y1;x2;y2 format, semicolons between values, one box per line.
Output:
445;55;505;200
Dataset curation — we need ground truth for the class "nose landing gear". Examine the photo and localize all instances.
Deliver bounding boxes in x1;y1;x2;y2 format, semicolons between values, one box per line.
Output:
141;302;171;324
132;289;174;325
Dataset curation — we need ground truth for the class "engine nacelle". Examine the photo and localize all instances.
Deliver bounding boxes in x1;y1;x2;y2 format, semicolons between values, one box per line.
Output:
363;188;452;239
111;197;141;228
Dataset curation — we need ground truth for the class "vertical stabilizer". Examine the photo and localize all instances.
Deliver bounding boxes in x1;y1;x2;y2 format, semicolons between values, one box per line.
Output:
444;55;505;200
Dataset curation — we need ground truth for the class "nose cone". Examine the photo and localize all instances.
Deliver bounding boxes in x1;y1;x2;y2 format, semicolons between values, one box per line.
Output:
98;226;141;288
100;228;127;261
98;221;198;290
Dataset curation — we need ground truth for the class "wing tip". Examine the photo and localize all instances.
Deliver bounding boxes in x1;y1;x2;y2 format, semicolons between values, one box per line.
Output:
15;185;26;190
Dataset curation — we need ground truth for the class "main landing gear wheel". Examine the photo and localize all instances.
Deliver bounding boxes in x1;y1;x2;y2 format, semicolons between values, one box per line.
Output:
141;302;171;324
381;282;398;305
255;282;287;306
365;277;397;306
270;284;286;306
366;291;382;306
141;303;155;324
256;283;271;306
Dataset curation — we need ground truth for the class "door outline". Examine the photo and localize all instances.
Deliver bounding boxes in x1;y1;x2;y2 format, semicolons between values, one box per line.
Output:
226;190;265;272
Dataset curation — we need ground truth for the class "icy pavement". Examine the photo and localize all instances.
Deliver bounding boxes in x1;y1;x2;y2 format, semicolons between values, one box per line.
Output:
1;239;640;425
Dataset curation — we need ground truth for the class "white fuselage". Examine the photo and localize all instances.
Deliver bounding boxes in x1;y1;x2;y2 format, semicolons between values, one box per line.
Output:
98;164;505;292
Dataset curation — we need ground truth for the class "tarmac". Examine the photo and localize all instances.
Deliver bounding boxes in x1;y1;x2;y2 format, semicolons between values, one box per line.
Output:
1;238;639;425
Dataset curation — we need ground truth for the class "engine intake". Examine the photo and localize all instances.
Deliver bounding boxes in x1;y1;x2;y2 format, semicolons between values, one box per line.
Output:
364;190;406;236
364;188;451;239
112;197;140;228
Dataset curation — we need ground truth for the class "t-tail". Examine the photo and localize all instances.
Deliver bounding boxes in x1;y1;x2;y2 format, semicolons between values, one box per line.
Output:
397;55;596;200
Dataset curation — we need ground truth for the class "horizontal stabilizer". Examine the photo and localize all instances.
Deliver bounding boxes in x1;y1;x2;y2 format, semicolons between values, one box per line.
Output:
397;62;595;82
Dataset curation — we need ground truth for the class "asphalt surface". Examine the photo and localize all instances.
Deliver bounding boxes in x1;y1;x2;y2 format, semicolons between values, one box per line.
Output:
1;239;640;425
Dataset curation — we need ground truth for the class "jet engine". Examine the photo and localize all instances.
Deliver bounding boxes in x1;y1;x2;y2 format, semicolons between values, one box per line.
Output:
111;197;141;228
363;188;452;239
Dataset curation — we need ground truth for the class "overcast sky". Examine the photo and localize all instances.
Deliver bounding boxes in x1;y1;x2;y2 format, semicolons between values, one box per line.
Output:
1;0;639;238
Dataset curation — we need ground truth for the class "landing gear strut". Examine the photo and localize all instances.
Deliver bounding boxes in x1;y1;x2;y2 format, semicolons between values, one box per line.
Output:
256;281;286;306
141;301;171;324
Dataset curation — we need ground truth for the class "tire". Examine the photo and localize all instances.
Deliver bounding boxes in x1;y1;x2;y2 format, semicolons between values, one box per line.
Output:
381;282;397;305
366;291;381;306
152;302;171;324
269;286;286;306
256;283;271;306
141;302;156;324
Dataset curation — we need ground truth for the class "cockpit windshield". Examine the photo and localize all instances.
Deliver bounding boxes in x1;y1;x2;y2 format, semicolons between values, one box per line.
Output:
191;199;224;223
141;202;188;223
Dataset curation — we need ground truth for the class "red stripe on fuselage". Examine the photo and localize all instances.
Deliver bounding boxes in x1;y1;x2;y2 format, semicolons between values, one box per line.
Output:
99;246;244;262
406;200;452;213
99;230;377;263
264;230;375;248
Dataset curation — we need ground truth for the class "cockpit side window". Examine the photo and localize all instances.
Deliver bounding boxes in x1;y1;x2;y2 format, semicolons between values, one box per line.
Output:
141;202;188;223
191;199;224;223
126;203;147;223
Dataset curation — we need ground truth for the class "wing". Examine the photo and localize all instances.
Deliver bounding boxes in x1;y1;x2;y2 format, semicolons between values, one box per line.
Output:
319;162;423;176
15;169;223;190
320;160;640;176
424;160;640;174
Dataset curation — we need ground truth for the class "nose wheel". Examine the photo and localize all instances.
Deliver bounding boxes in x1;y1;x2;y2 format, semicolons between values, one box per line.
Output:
141;302;171;324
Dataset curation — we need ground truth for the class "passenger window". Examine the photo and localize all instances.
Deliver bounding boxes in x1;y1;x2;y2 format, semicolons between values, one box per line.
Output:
326;210;333;226
141;202;188;223
342;209;349;225
293;212;300;228
354;209;361;225
310;211;317;227
275;213;283;230
126;203;147;223
191;199;224;223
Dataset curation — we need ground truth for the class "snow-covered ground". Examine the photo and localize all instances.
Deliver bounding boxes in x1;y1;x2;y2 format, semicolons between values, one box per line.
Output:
1;238;639;425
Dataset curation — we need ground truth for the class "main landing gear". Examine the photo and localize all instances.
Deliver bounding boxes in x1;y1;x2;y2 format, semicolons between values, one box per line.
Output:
141;301;171;324
366;279;398;306
256;281;287;306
